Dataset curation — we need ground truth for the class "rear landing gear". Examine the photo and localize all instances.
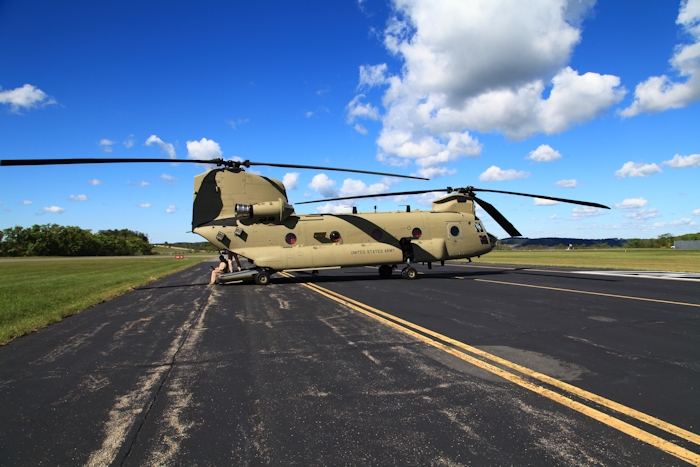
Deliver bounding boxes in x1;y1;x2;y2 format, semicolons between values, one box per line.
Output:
254;271;270;285
401;266;417;280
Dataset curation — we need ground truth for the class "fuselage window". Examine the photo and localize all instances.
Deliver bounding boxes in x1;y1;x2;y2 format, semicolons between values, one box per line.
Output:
285;233;297;245
372;229;382;241
450;225;460;237
474;223;483;232
412;227;422;239
330;231;341;242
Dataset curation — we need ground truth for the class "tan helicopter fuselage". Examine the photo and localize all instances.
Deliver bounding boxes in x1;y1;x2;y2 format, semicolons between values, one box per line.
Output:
191;168;495;271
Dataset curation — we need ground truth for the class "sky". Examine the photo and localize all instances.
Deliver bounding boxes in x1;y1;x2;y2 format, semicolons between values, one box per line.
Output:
1;0;699;243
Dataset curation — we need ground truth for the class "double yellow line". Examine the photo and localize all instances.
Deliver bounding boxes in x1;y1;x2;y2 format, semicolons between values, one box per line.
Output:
279;272;700;465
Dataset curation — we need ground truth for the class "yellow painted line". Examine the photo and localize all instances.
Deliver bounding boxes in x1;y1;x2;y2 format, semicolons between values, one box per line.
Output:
475;278;700;308
280;272;700;465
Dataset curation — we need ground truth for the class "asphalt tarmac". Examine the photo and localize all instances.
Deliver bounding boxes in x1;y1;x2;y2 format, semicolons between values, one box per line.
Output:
0;260;698;466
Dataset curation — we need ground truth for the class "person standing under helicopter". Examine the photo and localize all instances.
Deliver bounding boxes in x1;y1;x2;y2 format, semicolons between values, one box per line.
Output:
227;250;242;272
209;255;229;285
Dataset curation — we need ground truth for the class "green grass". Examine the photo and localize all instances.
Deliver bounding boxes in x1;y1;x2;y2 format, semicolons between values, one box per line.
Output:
471;249;700;272
0;256;211;344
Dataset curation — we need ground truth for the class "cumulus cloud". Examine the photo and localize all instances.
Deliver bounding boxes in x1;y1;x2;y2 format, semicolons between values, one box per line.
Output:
314;202;353;214
692;208;700;215
614;198;648;209
160;173;178;186
346;94;380;123
479;166;530;182
572;206;605;218
554;179;577;188
614;162;662;178
526;144;562;162
283;172;300;190
534;198;559;206
620;0;700;116
145;135;177;158
186;138;222;161
128;181;149;187
0;84;56;112
227;118;250;130
625;208;660;220
653;218;696;228
348;0;625;175
339;177;397;198
138;203;151;208
20;200;32;205
663;153;700;168
99;139;116;153
166;205;177;214
69;194;87;201
40;206;65;214
354;124;368;135
308;174;338;198
88;179;101;186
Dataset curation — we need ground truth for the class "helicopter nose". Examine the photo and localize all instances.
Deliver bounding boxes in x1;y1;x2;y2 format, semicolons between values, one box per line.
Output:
487;232;499;249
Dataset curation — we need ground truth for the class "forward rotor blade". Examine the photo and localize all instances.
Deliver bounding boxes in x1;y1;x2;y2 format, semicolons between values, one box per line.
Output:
248;162;428;180
0;158;216;166
473;196;522;237
296;188;449;205
472;187;609;209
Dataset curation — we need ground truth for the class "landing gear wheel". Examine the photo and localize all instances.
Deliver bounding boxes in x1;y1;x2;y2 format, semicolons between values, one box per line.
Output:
378;265;393;278
402;266;417;280
254;271;270;285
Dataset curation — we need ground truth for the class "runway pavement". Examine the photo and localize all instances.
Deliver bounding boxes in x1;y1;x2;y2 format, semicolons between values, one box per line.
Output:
0;260;698;465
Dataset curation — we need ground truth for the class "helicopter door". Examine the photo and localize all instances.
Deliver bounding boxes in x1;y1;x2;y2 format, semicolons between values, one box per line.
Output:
446;221;465;256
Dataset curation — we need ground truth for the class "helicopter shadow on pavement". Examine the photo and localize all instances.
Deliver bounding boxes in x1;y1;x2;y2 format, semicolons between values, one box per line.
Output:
275;268;507;285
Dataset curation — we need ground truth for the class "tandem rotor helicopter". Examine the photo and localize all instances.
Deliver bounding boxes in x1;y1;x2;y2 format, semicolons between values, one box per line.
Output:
1;157;609;285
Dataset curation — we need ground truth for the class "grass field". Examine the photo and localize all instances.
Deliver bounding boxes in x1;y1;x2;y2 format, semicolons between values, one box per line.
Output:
471;249;700;272
0;256;211;344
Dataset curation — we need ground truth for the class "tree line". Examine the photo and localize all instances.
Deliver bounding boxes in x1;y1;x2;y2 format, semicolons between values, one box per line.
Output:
0;224;152;257
623;233;700;249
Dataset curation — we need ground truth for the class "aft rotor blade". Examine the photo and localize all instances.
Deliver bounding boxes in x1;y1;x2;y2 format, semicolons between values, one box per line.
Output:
248;162;428;180
472;187;610;209
296;188;449;205
0;158;217;166
473;196;522;237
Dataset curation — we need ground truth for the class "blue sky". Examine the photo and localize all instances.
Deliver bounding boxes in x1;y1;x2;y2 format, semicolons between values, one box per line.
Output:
1;0;699;243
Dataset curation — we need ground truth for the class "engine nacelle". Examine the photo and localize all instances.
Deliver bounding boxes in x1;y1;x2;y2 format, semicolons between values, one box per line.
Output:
236;198;294;222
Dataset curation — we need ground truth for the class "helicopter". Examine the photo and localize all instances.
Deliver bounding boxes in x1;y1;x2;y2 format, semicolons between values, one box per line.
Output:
1;157;609;285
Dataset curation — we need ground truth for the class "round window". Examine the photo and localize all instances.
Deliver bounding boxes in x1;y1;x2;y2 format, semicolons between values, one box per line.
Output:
330;231;341;242
371;229;382;241
285;233;297;245
412;227;422;239
450;225;460;237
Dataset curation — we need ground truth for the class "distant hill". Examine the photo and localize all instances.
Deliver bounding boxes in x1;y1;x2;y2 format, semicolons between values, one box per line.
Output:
499;237;629;248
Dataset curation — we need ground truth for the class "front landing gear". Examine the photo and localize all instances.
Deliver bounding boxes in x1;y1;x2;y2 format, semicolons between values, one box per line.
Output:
401;266;417;280
254;271;271;285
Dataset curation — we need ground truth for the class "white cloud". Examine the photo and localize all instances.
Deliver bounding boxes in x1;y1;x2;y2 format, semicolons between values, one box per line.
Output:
138;203;151;208
624;208;660;220
548;214;557;219
160;173;178;186
283;172;300;190
166;205;177;214
0;84;56;112
308;174;338;198
614;198;648;209
123;135;135;148
128;181;149;187
145;135;177;158
305;111;314;118
21;200;32;205
692;208;700;215
88;179;101;186
359;64;388;88
227;118;250;129
339;177;398;198
653;218;695;228
186;137;222;161
314;202;353;213
663;153;700;168
346;94;380;123
69;194;87;201
572;206;605;218
554;179;577;188
534;198;559;206
414;191;445;207
353;0;624;175
40;206;65;214
614;162;662;178
620;0;700;116
99;139;116;153
354;124;368;135
527;144;561;162
478;166;530;182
